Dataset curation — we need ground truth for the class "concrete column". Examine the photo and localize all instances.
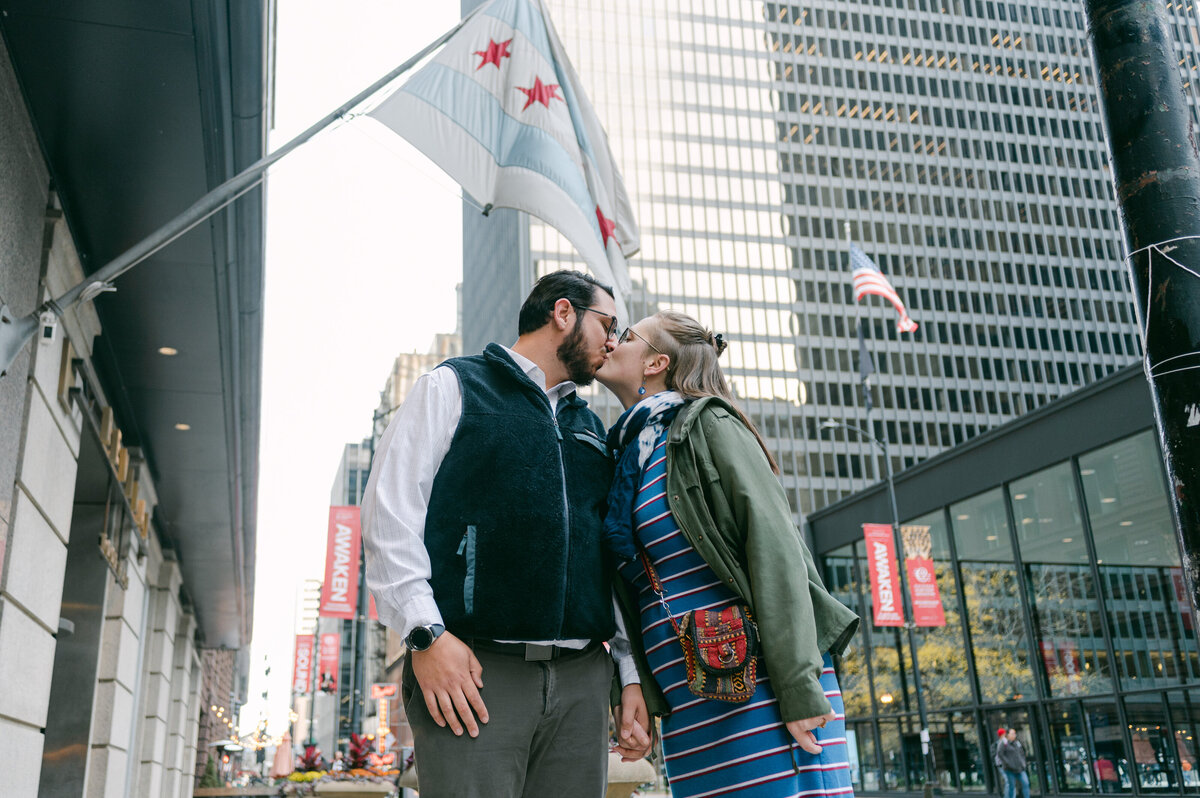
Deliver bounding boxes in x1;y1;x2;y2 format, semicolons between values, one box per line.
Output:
181;653;203;798
0;166;95;797
87;548;150;798
135;557;182;797
162;611;197;796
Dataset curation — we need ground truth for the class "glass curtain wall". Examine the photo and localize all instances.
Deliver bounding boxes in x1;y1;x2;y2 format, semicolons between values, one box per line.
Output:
821;431;1200;795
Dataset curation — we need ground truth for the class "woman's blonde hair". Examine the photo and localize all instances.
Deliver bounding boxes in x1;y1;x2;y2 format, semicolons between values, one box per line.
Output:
646;310;779;474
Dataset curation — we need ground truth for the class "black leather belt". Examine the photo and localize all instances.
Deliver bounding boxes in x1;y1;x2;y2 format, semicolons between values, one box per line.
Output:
466;639;601;662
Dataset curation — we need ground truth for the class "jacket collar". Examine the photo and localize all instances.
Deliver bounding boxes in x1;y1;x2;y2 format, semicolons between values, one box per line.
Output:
481;342;586;410
669;395;739;442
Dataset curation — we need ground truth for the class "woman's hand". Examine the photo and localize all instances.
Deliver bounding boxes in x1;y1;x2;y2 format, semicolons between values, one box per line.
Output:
786;710;836;755
613;684;654;761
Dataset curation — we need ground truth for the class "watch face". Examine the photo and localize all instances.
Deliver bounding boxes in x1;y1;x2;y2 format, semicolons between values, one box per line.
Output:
408;626;434;650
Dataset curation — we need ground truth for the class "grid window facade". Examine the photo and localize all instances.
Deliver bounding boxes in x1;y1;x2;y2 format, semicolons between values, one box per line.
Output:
458;0;1200;517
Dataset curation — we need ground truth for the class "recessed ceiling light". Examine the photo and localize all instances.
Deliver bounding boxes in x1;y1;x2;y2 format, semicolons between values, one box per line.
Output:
157;346;178;356
1101;497;1116;504
1119;521;1133;527
985;535;998;541
1013;493;1027;500
174;423;191;431
956;514;970;520
1062;537;1073;543
1081;469;1095;476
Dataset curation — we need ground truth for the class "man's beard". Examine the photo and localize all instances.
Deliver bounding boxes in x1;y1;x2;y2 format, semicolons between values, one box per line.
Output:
557;321;597;386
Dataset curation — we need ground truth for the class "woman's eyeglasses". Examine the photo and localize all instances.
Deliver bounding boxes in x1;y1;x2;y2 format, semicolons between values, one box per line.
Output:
619;326;663;354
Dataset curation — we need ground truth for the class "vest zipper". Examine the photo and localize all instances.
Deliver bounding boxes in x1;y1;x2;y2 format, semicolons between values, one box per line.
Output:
552;413;570;638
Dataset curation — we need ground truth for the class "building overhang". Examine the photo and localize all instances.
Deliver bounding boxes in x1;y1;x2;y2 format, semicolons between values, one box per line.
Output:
808;365;1154;556
0;1;270;651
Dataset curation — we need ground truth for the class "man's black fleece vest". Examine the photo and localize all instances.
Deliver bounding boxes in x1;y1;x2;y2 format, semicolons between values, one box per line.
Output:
424;344;616;641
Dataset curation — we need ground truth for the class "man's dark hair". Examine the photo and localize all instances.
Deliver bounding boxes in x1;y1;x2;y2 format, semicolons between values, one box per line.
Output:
517;270;614;335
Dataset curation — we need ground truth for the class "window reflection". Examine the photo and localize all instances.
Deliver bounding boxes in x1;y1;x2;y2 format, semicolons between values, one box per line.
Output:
1124;694;1178;791
879;717;919;791
812;432;1200;794
1168;690;1200;791
1087;701;1133;792
903;510;971;709
1048;702;1093;792
950;712;987;792
1080;434;1200;689
848;721;881;792
951;489;1038;703
823;542;873;719
985;708;1044;795
1012;463;1114;696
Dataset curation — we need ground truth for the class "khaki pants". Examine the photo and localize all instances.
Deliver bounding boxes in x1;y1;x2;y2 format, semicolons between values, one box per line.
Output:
401;643;613;798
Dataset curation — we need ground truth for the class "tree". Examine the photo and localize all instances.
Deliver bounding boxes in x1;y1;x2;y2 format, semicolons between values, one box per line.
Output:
199;756;221;788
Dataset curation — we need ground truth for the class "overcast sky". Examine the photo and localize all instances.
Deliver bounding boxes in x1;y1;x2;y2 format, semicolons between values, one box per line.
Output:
242;1;462;736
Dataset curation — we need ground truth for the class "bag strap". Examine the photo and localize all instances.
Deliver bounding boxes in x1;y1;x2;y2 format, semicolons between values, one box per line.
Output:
637;548;684;637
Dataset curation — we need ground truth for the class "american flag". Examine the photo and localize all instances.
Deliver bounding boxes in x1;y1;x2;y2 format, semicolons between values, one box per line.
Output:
851;245;918;333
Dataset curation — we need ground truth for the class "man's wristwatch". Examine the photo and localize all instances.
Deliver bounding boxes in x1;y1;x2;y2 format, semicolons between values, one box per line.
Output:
405;623;445;652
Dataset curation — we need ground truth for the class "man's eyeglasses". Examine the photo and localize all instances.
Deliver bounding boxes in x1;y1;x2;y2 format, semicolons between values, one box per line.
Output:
570;303;620;338
619;326;663;354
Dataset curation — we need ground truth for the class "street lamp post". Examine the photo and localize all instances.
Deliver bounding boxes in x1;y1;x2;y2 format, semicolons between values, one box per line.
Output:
349;403;402;737
821;419;938;797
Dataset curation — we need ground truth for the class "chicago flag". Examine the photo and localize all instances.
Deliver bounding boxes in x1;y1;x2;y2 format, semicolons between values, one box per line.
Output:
371;0;638;312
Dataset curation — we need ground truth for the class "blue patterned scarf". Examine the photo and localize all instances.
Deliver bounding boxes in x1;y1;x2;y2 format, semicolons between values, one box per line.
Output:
603;391;687;560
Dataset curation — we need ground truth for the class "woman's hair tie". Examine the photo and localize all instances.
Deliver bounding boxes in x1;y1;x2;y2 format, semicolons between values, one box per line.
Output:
712;332;727;356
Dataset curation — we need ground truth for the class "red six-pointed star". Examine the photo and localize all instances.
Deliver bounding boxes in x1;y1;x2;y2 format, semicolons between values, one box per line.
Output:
474;38;513;70
517;76;562;110
596;206;617;246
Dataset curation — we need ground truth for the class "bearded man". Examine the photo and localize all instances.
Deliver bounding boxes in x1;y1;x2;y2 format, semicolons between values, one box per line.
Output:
363;270;647;797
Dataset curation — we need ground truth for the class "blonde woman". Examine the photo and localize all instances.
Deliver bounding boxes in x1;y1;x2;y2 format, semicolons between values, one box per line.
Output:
599;311;859;798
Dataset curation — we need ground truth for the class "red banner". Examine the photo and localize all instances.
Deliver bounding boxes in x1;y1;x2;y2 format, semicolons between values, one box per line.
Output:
318;633;340;693
905;557;946;627
368;592;379;622
320;506;361;619
292;634;314;694
864;524;904;627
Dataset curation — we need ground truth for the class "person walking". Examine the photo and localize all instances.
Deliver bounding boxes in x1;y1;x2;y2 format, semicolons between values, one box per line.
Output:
598;310;861;797
996;728;1031;798
362;270;648;798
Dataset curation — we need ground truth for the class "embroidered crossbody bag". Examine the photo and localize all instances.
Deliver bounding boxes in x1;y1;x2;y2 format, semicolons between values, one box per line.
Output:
638;549;760;703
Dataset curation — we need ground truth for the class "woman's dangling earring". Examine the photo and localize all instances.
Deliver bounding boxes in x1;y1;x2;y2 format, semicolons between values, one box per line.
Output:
638;377;646;396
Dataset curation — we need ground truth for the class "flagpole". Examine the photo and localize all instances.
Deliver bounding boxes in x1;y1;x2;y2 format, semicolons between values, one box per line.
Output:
843;224;938;795
0;8;481;378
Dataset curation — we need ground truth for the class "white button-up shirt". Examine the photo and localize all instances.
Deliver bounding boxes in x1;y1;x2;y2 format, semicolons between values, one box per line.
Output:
362;346;637;685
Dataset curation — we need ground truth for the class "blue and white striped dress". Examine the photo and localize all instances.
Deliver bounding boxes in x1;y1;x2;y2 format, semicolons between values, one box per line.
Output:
618;431;854;798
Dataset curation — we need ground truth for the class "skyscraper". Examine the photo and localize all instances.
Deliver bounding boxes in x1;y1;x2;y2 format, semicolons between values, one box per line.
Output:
458;0;1188;515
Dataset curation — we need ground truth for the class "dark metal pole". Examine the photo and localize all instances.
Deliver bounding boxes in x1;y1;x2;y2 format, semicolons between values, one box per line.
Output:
823;418;938;796
1085;0;1200;614
349;548;368;735
306;632;319;747
351;408;392;736
879;437;938;798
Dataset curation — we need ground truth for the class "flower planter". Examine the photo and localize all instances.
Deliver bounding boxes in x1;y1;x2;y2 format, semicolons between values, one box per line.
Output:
312;781;395;798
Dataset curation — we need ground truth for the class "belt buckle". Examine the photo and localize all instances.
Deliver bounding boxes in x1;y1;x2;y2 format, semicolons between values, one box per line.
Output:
524;644;554;661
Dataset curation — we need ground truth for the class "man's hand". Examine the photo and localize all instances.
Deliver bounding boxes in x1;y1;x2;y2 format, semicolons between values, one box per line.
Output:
786;710;836;755
612;684;653;761
410;631;489;737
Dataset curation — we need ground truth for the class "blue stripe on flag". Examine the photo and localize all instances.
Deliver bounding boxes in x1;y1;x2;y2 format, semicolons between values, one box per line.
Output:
400;62;602;243
481;0;601;172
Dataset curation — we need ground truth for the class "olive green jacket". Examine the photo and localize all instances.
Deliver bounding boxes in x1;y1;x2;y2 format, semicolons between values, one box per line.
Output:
612;397;860;722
